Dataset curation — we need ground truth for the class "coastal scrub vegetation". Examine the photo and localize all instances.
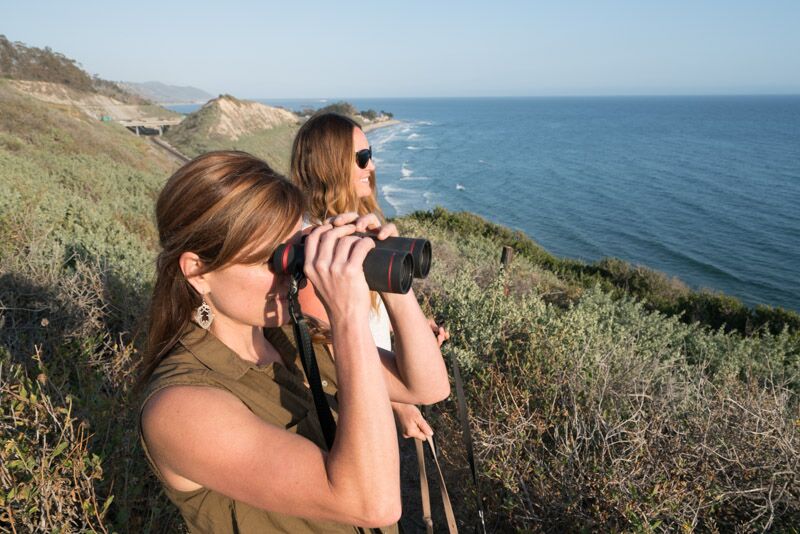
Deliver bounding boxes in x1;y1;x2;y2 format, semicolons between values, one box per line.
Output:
1;78;798;532
409;208;800;337
398;214;799;532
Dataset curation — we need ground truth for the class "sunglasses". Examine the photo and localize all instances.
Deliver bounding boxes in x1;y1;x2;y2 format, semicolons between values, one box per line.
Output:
355;146;373;169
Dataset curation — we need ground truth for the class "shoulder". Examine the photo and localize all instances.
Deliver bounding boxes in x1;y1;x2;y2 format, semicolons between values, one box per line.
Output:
142;384;245;434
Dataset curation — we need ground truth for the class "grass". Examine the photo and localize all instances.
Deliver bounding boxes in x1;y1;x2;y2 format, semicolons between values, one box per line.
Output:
1;78;798;532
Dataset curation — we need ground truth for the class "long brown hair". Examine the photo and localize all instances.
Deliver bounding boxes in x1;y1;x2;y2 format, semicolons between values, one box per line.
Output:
290;113;384;315
290;112;383;223
138;151;304;387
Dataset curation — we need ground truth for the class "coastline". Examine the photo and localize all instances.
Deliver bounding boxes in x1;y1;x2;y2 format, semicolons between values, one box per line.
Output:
362;118;400;132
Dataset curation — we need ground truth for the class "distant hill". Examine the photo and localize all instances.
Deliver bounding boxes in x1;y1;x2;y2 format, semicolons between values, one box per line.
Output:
0;34;145;105
119;81;214;104
164;95;397;174
164;94;300;173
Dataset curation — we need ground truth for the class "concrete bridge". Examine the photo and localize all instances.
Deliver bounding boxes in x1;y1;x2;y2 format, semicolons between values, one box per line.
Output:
117;117;183;136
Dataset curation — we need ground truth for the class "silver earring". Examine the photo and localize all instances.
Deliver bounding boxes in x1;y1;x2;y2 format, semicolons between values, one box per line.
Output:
194;296;215;330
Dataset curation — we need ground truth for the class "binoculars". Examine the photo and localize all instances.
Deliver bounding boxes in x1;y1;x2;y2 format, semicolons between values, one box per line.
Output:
271;233;431;294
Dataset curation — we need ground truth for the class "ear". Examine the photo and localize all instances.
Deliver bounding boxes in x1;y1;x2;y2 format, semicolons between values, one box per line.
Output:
179;252;208;295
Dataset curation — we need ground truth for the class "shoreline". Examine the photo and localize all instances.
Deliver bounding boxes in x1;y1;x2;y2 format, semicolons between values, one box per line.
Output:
362;119;400;132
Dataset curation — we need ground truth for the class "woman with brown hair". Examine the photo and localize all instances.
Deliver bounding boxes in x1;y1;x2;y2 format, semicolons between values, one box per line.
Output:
138;150;450;533
290;113;448;442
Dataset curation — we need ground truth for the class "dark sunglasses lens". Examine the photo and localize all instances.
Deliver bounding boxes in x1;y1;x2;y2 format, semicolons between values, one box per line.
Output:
356;147;372;169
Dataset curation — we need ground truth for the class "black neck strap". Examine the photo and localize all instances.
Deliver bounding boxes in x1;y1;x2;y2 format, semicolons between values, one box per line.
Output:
287;278;337;451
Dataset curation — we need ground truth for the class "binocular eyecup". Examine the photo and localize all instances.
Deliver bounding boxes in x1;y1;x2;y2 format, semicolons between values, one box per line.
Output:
271;234;431;295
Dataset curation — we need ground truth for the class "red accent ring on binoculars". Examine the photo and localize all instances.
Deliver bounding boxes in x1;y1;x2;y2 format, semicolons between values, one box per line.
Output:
281;245;291;273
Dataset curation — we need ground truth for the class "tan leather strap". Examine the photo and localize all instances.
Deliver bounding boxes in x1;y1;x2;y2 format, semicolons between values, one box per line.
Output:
415;438;434;534
416;437;458;533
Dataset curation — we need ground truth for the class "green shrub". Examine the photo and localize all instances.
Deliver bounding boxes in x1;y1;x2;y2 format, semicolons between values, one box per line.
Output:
1;82;182;532
422;272;799;531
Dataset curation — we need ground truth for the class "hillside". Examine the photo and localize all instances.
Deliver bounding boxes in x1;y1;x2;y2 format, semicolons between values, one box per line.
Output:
1;51;798;532
0;78;184;531
1;35;144;105
164;94;301;174
119;80;214;104
7;79;180;123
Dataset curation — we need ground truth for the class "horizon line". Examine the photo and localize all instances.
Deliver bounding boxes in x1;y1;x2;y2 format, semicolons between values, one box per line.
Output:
232;92;800;101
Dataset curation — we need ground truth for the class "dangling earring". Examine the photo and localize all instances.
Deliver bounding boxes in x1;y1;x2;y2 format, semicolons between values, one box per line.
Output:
194;295;215;329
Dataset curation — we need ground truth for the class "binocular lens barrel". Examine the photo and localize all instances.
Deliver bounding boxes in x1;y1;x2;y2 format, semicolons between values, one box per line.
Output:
272;244;414;294
357;234;432;279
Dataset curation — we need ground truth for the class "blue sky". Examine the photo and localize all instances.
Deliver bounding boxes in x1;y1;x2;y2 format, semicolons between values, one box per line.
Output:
2;0;799;98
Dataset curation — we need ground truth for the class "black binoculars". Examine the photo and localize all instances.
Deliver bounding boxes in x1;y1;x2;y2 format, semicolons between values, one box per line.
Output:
271;234;431;294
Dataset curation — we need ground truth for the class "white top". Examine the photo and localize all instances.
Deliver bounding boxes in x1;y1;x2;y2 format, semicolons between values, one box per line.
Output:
369;297;392;351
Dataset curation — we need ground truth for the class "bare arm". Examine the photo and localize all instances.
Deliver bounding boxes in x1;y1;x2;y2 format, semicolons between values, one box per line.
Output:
378;288;450;405
141;224;401;527
302;213;450;406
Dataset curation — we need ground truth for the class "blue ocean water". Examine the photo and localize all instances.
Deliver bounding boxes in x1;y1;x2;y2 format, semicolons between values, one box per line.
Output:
169;97;800;311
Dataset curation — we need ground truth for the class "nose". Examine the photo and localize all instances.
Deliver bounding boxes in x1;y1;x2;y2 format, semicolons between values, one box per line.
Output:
367;157;376;171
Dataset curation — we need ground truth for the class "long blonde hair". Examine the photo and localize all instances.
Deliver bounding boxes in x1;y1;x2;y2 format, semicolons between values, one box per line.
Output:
139;151;304;387
290;112;383;222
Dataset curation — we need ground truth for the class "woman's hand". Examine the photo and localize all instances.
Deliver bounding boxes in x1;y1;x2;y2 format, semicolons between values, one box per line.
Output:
302;222;375;324
391;402;433;441
428;317;450;347
327;212;399;241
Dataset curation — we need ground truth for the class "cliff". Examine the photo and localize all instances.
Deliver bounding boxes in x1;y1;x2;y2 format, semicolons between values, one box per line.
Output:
164;94;301;174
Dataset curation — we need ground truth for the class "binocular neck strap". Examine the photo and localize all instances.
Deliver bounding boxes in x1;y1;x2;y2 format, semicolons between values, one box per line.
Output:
286;281;384;534
287;278;337;451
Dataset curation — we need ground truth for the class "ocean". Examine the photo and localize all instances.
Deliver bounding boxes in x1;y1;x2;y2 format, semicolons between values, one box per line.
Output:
168;96;800;312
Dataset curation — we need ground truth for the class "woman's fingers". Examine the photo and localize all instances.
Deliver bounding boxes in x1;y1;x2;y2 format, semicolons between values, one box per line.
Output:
306;224;356;276
403;418;433;440
436;326;450;347
324;213;399;240
376;222;399;240
426;316;449;347
353;213;381;233
327;212;359;227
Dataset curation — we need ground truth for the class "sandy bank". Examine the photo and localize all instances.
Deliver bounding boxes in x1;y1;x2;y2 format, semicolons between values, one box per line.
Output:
362;119;400;132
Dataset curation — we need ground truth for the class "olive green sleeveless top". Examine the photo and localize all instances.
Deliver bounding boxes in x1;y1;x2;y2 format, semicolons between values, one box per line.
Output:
139;324;398;534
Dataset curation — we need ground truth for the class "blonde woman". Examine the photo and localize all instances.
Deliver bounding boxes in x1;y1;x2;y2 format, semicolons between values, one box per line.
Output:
138;151;449;533
291;113;448;441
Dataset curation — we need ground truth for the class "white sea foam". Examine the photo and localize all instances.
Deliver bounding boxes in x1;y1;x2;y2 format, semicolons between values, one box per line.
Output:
372;128;399;150
379;184;430;215
456;183;466;190
418;121;434;126
401;163;413;177
407;133;420;140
